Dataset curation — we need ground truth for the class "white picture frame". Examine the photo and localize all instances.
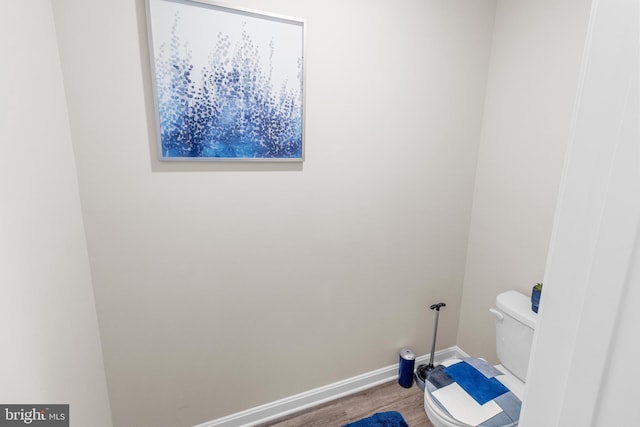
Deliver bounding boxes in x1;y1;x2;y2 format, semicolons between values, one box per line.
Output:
146;0;305;161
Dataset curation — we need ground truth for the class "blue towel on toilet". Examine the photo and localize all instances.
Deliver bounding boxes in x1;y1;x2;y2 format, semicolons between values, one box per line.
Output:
445;361;509;404
425;358;522;427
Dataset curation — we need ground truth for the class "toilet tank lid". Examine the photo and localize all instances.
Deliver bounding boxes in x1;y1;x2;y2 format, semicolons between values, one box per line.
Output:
496;291;537;329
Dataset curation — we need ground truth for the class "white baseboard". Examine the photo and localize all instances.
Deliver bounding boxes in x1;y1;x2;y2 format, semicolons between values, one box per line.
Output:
194;346;469;427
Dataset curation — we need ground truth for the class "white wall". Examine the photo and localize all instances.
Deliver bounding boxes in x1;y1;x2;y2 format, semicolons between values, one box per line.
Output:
0;1;112;426
51;0;496;425
457;0;591;361
521;0;639;425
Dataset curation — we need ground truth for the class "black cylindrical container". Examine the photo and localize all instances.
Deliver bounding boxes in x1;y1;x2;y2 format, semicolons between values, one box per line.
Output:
398;348;415;388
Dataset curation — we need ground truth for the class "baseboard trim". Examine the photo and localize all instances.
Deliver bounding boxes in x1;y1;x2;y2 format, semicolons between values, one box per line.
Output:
194;346;469;427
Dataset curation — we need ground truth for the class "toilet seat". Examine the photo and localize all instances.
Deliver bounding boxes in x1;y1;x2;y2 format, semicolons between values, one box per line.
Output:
423;357;522;427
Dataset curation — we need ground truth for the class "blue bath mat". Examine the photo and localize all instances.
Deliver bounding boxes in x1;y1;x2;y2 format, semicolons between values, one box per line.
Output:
343;411;409;427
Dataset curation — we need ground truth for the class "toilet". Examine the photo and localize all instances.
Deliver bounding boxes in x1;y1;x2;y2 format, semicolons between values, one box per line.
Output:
423;291;537;427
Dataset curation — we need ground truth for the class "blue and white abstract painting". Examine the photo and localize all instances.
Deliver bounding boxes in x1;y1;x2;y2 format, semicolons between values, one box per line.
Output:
147;0;304;160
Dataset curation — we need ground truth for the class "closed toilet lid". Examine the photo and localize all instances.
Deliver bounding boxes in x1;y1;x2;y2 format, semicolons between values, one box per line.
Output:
425;357;521;427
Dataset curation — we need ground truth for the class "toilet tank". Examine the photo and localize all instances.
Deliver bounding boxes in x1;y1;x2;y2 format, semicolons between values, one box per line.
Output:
492;290;537;382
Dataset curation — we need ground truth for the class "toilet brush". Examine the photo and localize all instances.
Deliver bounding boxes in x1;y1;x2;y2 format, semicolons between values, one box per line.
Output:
415;302;446;391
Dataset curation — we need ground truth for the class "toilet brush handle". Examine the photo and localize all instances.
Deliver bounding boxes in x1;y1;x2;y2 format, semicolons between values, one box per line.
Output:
428;302;446;366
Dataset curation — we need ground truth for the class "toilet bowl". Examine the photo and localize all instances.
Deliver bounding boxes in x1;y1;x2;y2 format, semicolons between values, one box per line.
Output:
422;291;537;427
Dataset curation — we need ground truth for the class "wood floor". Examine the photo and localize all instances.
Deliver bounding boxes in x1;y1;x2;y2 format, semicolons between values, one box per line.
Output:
257;380;433;427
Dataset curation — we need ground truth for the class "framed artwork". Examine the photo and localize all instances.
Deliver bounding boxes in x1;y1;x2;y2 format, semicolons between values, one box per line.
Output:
146;0;305;161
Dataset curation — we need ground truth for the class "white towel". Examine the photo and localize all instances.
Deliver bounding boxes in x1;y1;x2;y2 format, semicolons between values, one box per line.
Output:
431;382;502;426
